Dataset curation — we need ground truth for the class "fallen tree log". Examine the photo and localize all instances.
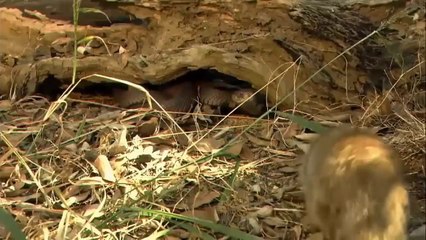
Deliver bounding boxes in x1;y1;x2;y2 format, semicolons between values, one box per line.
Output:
0;0;424;115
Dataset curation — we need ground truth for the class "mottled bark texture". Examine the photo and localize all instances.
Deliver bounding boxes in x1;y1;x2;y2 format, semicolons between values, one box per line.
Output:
0;0;424;113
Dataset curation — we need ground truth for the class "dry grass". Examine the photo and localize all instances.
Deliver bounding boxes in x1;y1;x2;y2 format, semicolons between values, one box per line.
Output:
1;67;425;239
0;92;306;239
0;1;425;239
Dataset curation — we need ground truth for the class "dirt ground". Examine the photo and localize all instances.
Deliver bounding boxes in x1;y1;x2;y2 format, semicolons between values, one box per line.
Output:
0;0;425;239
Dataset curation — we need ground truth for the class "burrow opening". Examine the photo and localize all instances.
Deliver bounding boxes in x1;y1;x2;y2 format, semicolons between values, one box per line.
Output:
35;68;269;117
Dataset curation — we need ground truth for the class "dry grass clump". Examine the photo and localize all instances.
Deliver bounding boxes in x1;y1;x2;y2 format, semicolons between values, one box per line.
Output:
1;68;425;238
0;92;306;239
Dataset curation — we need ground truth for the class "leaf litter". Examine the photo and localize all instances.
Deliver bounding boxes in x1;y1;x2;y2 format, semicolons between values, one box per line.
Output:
0;73;425;239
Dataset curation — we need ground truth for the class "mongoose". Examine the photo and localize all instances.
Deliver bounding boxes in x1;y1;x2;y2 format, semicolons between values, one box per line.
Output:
300;126;409;240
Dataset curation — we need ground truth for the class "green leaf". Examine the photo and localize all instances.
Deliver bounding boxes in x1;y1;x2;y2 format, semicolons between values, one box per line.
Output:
0;208;27;240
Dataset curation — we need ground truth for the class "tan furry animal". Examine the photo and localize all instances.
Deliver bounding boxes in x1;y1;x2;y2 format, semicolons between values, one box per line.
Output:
300;126;409;240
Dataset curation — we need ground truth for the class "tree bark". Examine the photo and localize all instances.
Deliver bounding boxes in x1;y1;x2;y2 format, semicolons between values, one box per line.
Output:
0;0;424;113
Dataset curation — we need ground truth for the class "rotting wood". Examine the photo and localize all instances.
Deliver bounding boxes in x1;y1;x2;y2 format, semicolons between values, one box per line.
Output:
0;0;424;114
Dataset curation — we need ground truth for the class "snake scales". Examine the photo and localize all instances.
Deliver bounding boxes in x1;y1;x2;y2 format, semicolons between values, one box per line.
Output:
113;79;265;116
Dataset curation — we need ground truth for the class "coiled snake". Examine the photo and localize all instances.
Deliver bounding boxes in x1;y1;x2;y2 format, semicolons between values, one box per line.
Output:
113;79;265;116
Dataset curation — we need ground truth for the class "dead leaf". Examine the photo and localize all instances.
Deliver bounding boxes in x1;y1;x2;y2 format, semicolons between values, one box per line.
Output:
222;141;244;156
174;132;193;147
274;123;300;142
83;149;100;162
143;145;154;155
109;145;127;156
244;132;273;147
125;144;156;162
122;184;140;200
259;125;274;139
263;216;288;227
64;143;78;153
169;229;190;239
79;142;92;155
180;206;219;222
0;132;30;146
271;187;284;200
262;224;280;238
94;155;116;182
250;184;261;194
62;191;91;208
10;167;27;192
191;190;220;209
62;185;81;199
240;144;255;160
81;204;105;218
137;117;159;137
195;137;226;153
119;46;127;54
264;148;297;157
111;159;127;177
0;99;12;111
247;217;262;235
90;111;123;123
254;205;273;218
109;127;128;155
176;188;220;209
111;188;123;202
0;166;16;179
60;127;76;143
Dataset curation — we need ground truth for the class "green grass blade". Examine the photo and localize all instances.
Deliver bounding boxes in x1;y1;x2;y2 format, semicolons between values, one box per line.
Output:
170;220;216;240
274;111;329;133
120;208;262;240
0;208;27;240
